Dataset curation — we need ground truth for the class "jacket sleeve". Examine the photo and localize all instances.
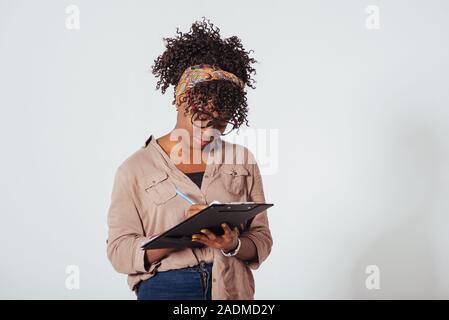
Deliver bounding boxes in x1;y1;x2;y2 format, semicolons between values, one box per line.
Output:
106;166;156;275
240;161;273;270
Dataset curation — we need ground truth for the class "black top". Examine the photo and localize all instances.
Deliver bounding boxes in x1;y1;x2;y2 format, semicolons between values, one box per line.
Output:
185;171;205;189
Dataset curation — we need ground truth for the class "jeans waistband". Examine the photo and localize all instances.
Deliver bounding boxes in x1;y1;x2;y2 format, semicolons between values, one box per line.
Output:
165;262;212;274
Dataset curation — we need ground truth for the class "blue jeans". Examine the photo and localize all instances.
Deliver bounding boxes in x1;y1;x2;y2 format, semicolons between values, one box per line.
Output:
136;262;213;300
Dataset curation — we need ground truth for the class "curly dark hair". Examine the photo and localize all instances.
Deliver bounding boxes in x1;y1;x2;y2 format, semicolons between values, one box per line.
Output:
151;17;257;131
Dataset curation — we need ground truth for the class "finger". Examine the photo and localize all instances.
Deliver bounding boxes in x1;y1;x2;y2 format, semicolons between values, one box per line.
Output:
221;223;232;237
184;208;199;217
193;236;222;249
191;238;208;246
191;234;207;242
191;235;211;247
190;204;207;210
233;226;240;236
184;204;208;217
185;210;197;218
200;228;217;241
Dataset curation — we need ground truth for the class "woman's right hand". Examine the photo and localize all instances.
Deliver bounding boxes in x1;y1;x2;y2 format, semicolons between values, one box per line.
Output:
144;204;208;268
184;204;208;219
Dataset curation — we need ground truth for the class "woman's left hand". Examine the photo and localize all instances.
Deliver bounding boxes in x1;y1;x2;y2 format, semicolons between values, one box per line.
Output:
192;223;240;253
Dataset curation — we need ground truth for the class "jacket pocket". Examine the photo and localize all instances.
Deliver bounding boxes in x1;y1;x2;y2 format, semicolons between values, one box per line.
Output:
143;171;177;205
219;165;249;196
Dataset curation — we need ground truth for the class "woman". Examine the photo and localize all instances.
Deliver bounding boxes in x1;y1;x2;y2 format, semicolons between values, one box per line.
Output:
106;18;273;300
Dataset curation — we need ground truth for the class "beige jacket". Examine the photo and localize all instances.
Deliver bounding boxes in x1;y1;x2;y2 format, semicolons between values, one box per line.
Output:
106;134;273;299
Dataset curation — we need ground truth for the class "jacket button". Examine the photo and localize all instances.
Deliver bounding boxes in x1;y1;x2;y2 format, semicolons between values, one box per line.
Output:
213;278;216;282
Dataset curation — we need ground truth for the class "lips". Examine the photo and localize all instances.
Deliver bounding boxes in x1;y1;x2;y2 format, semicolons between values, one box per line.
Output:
194;136;212;147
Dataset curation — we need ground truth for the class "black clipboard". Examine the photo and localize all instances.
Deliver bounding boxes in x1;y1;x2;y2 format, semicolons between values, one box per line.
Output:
141;202;273;250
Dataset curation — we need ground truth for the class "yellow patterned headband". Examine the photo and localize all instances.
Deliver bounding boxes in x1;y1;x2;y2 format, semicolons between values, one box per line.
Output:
175;64;245;106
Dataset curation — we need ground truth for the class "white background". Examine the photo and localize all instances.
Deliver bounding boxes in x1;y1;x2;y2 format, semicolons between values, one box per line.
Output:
1;0;448;299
